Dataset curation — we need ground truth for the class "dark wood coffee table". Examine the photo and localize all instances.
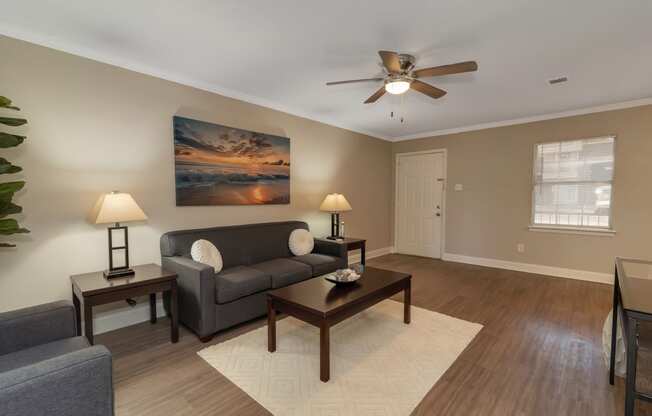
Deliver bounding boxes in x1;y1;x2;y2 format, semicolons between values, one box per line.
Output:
267;266;411;382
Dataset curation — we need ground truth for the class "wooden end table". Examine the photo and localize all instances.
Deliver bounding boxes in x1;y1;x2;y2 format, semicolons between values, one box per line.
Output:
318;237;366;265
70;263;178;345
267;266;411;382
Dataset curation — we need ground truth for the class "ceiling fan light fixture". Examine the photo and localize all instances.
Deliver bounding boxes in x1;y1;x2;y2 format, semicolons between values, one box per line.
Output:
385;80;411;95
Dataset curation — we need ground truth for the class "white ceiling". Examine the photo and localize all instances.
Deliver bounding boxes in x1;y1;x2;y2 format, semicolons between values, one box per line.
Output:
2;0;652;141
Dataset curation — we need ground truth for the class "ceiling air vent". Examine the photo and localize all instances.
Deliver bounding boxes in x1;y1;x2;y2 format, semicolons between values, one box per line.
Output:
548;76;568;85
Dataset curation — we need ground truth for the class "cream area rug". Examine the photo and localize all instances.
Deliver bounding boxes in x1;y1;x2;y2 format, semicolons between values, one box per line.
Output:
198;300;482;416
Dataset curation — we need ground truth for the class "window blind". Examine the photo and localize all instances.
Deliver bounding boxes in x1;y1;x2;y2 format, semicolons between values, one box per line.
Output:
532;136;615;229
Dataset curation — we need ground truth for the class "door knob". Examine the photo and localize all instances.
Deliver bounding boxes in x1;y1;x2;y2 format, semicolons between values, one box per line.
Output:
436;213;441;217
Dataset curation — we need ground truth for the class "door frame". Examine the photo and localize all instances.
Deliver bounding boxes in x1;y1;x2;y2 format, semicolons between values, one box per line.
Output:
394;148;447;259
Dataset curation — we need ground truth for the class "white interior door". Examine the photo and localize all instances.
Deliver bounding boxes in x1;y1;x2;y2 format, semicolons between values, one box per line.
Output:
396;152;444;258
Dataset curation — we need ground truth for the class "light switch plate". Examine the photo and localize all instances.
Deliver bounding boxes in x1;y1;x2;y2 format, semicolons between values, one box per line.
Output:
454;184;463;191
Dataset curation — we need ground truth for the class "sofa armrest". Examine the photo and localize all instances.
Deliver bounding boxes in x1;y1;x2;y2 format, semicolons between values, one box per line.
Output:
0;301;77;356
0;345;113;416
161;256;216;338
314;239;348;262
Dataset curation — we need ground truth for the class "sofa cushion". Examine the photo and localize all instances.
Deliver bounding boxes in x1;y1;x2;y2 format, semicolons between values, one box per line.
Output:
292;253;344;276
288;229;314;256
191;239;223;273
0;336;90;373
215;266;271;304
251;258;312;288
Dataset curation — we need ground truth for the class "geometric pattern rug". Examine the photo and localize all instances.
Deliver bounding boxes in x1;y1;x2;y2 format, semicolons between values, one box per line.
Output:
198;300;482;416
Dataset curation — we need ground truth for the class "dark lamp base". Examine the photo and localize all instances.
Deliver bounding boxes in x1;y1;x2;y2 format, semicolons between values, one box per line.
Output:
104;268;135;279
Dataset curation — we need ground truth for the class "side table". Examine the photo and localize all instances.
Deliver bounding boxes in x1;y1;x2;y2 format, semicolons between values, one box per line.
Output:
70;263;178;345
318;237;366;265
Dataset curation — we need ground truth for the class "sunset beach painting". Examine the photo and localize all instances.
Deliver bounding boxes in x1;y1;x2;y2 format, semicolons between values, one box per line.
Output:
173;116;290;206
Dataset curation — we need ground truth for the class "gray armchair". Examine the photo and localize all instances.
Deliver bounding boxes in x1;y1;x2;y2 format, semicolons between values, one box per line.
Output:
0;301;113;416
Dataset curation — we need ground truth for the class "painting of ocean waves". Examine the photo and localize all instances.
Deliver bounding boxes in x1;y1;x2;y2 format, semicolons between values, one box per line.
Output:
174;116;290;205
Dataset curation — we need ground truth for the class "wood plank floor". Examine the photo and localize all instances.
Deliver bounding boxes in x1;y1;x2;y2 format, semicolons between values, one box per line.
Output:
97;254;652;415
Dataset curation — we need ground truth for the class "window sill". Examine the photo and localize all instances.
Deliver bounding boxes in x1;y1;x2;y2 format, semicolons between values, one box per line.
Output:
528;225;616;236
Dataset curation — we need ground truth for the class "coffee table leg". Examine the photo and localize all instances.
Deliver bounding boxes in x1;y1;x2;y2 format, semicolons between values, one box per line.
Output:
404;280;411;324
268;297;276;353
320;322;330;382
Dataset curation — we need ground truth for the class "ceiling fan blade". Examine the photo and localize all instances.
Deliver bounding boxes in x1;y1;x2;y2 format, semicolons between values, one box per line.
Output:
378;51;401;74
326;77;384;86
410;80;447;99
412;61;478;78
364;86;386;104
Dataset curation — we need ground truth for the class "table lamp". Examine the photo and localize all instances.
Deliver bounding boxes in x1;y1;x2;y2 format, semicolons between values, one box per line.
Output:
89;191;148;278
319;193;352;240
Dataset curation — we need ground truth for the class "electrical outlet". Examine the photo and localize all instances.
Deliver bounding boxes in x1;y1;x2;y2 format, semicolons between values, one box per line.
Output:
517;243;525;253
454;184;463;191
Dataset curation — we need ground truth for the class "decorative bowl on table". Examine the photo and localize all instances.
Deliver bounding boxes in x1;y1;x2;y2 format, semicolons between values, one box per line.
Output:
325;268;361;285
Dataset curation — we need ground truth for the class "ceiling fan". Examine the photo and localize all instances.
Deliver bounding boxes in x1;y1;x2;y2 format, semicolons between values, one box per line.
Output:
326;51;478;104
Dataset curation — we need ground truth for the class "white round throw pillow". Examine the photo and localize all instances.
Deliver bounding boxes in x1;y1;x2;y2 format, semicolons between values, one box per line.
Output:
190;239;223;273
289;229;314;256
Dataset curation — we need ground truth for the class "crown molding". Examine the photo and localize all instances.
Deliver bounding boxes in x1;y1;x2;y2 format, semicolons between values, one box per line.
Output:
0;25;392;142
3;25;651;144
391;97;652;142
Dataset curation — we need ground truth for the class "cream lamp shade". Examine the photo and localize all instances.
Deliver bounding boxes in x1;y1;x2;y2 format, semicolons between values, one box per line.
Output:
89;191;148;225
319;193;352;213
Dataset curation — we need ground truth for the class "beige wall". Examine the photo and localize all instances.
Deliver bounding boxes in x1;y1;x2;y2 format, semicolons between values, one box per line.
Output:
0;36;393;312
393;105;652;274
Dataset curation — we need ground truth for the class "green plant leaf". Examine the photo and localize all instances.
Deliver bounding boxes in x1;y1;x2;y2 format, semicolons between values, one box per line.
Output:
0;218;29;235
0;181;25;199
0;133;26;148
0;117;27;127
0;200;21;218
0;158;22;174
0;96;20;111
0;165;21;174
0;243;16;248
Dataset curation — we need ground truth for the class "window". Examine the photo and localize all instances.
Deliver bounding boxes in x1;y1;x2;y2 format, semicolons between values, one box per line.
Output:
531;136;615;231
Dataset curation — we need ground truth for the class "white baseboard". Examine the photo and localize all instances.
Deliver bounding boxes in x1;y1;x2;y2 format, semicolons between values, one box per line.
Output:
442;253;613;284
93;246;396;335
348;246;395;265
93;299;166;335
92;248;608;335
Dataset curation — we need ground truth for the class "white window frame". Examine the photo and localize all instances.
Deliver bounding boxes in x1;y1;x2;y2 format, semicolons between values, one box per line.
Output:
529;136;616;236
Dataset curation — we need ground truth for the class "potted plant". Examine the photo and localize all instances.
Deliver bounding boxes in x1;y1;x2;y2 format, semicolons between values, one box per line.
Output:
0;96;29;247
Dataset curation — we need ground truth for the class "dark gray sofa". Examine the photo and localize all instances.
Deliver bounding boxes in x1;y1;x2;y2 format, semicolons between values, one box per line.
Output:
160;221;347;341
0;301;113;416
